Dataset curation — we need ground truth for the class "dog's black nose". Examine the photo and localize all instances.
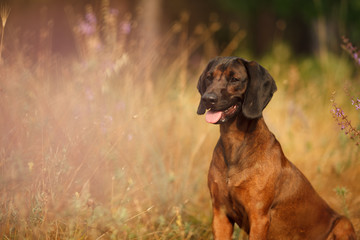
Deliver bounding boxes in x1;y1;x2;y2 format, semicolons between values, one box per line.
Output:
202;92;218;105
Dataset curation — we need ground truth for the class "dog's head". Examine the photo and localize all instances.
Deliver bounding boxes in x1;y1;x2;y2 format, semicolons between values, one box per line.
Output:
197;57;277;124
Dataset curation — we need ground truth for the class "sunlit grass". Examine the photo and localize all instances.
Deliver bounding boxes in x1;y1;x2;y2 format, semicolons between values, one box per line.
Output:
0;3;11;64
0;2;359;239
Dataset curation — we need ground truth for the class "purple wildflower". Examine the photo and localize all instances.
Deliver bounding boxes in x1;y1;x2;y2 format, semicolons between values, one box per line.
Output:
85;12;97;25
79;21;96;35
350;98;360;110
121;22;131;34
334;108;344;117
109;8;119;17
342;36;360;66
331;92;360;146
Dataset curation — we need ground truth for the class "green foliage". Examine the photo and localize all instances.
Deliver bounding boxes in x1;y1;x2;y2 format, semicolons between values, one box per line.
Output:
216;0;360;45
334;187;350;217
218;0;316;19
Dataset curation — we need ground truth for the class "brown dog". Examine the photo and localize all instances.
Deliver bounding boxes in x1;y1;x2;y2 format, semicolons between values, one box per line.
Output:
196;57;356;240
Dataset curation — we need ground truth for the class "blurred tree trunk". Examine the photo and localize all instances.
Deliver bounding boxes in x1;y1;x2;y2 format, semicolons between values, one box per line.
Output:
253;9;276;56
314;16;328;63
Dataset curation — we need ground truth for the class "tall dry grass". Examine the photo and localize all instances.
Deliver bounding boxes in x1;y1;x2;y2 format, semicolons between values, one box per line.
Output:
1;2;360;239
0;3;11;64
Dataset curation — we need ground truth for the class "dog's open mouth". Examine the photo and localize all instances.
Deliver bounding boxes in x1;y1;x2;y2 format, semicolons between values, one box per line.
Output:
205;104;239;124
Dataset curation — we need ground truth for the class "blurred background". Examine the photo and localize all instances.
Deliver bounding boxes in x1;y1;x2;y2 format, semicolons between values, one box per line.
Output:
1;0;360;239
4;0;360;58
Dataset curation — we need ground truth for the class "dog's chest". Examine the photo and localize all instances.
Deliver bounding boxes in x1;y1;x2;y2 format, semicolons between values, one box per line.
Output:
208;165;250;227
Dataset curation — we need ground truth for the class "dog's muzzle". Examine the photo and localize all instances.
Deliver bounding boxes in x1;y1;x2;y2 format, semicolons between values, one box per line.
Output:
205;104;239;124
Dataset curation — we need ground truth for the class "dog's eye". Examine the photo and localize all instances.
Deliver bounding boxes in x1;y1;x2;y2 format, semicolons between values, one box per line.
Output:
230;77;240;83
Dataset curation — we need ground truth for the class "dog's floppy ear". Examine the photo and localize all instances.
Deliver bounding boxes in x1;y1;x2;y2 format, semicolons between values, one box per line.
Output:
197;57;220;115
241;60;277;119
196;78;207;115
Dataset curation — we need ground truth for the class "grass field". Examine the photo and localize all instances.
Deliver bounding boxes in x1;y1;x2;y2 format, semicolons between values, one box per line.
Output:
1;4;360;239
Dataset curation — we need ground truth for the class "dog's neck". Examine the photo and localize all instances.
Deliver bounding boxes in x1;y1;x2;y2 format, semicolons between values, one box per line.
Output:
219;114;272;166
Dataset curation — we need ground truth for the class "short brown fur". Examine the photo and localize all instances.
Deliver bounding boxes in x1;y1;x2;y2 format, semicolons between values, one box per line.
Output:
197;57;356;240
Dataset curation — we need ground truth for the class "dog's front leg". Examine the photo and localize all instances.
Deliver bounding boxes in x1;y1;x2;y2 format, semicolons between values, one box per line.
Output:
212;207;234;240
248;212;270;240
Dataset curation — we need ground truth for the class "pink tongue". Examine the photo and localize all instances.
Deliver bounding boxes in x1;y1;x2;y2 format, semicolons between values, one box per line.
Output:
205;110;223;123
